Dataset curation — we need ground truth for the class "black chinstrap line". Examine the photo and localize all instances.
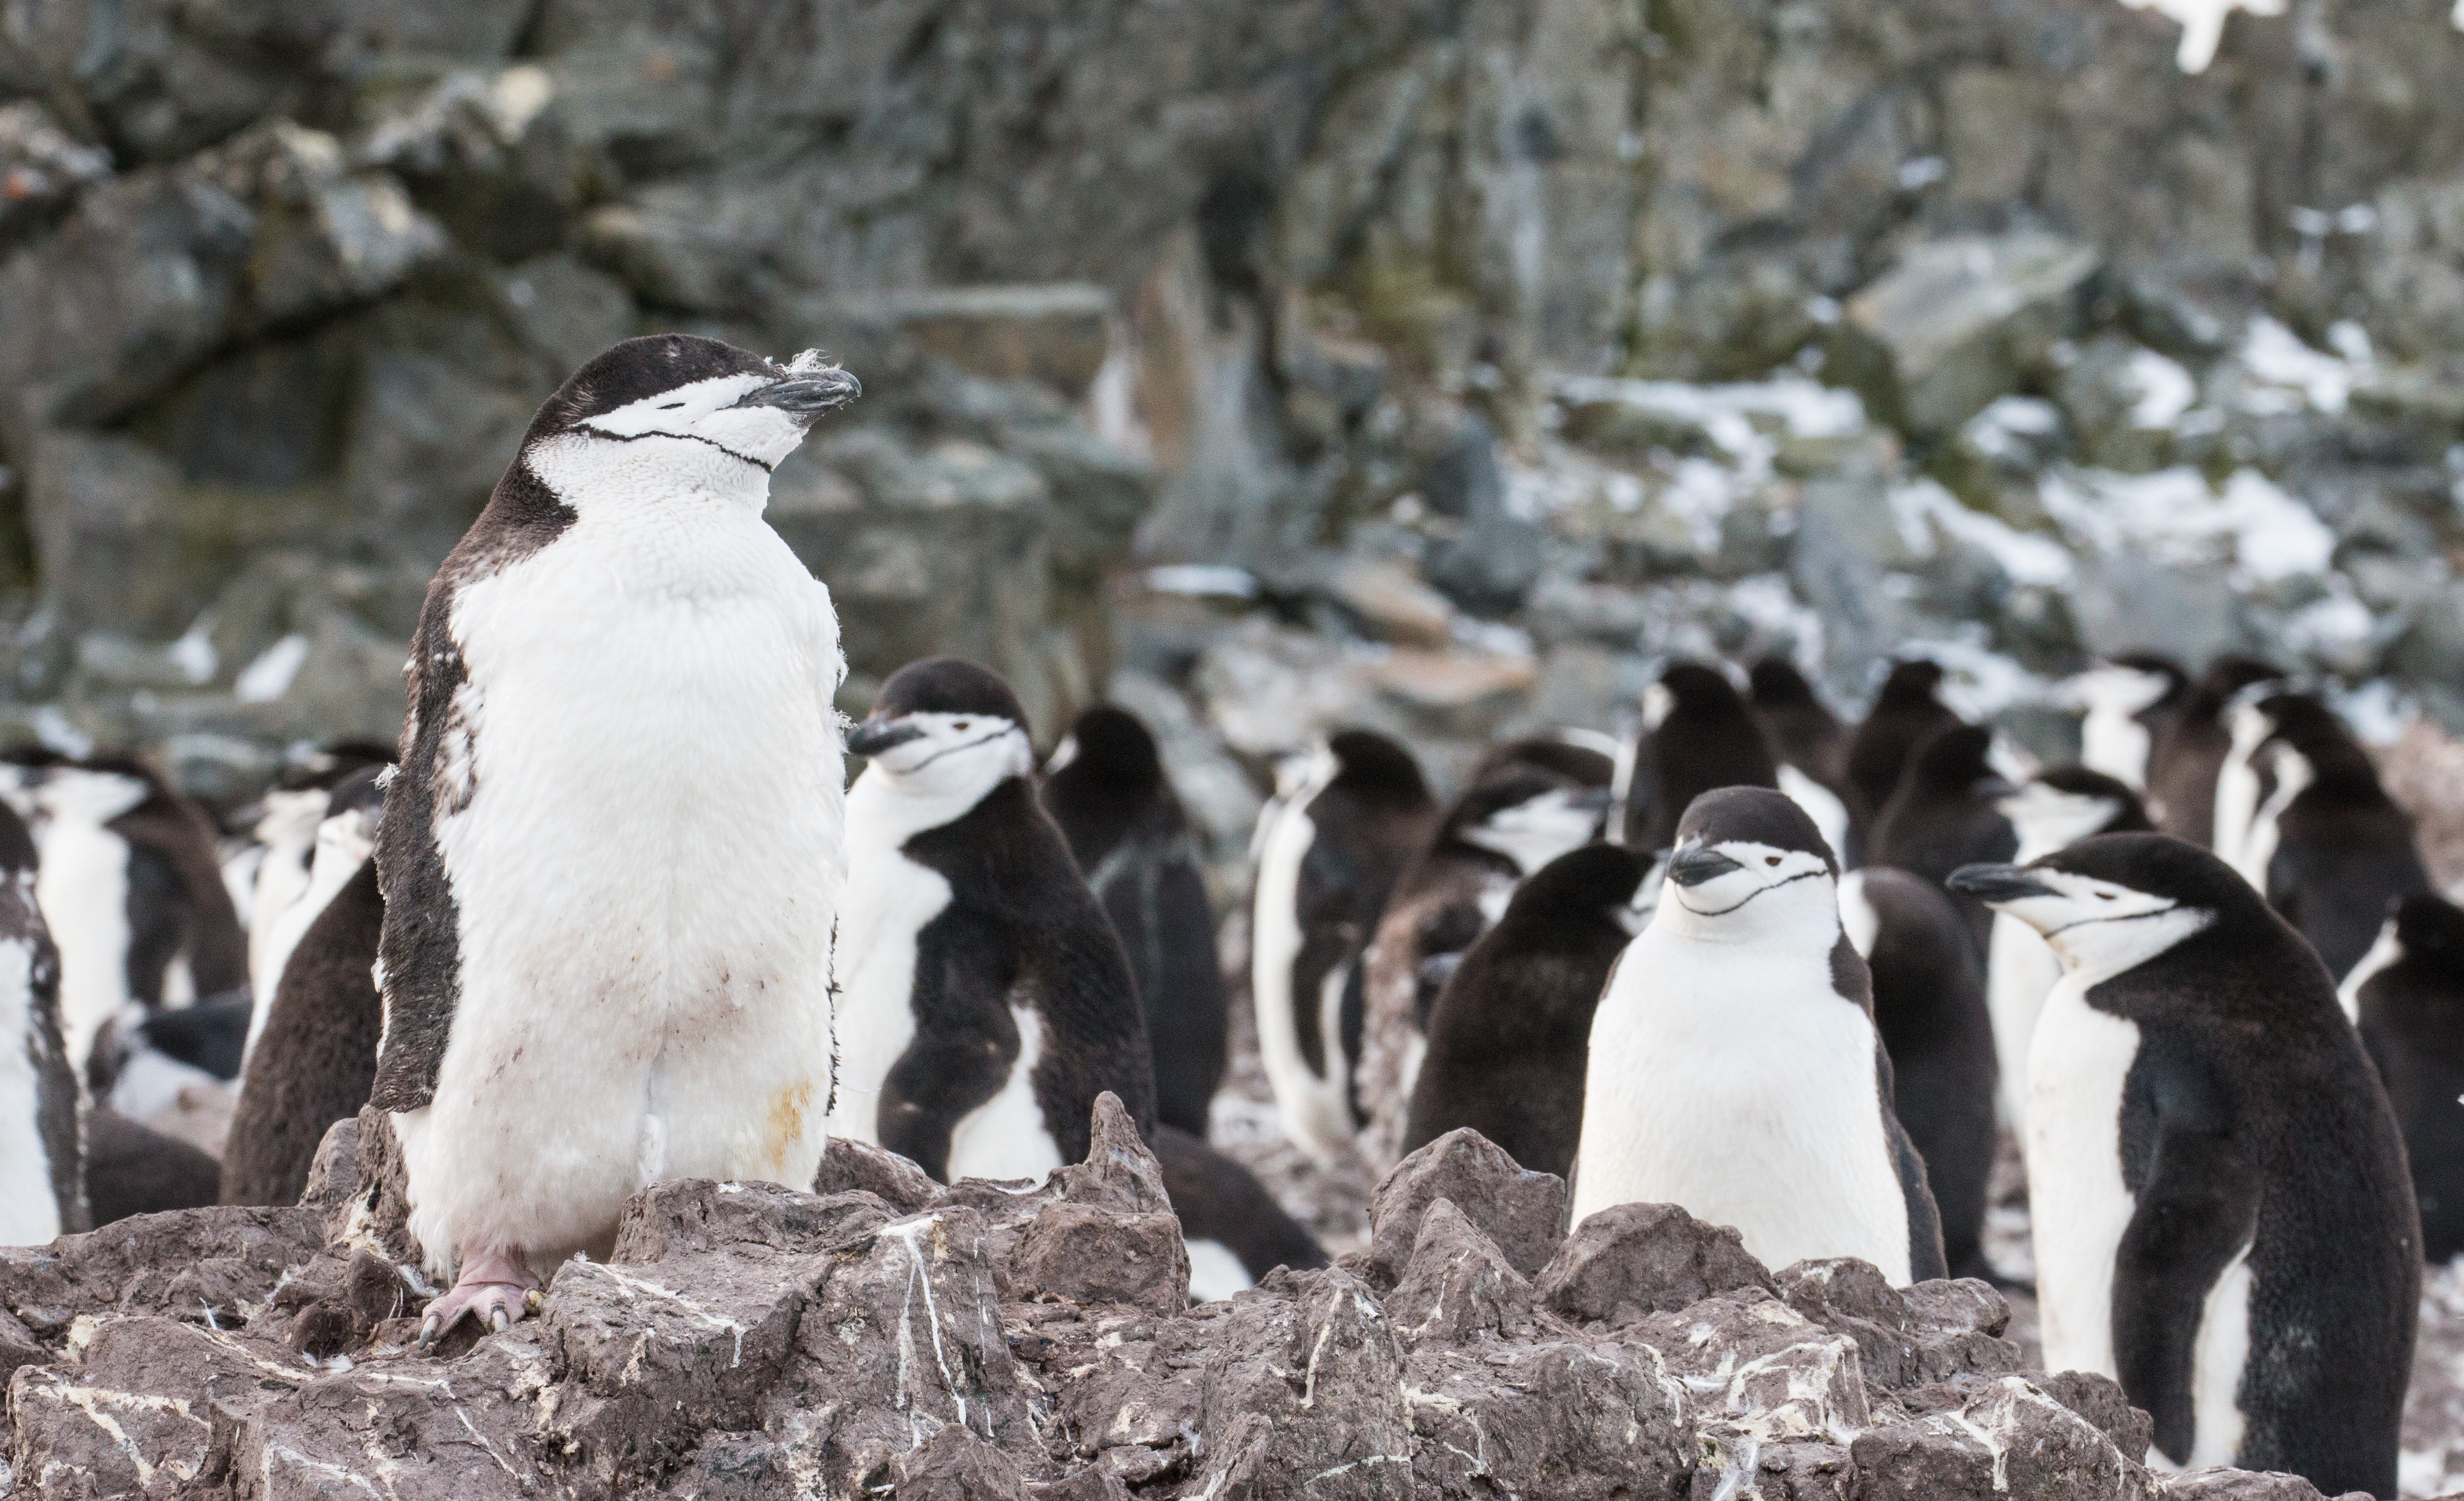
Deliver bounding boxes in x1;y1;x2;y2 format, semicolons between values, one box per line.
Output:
588;427;779;473
1670;865;1825;917
2040;904;2180;939
893;725;1022;772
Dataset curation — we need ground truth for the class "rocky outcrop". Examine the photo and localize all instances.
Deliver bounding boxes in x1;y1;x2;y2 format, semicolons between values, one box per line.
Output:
0;1108;2353;1500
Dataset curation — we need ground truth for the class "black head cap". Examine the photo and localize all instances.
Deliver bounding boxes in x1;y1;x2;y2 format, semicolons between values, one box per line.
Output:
1661;661;1750;715
522;334;857;448
2030;763;2155;831
2187;655;2283;715
1875;659;1947;709
1443;768;1603;838
327;764;388;819
1470;736;1614;790
868;657;1030;732
1502;842;1652;920
1749;656;1826;711
1058;706;1162;791
1675;786;1836;872
2393;893;2464;981
1906;724;2003;795
2035;831;2267;913
2253;692;2347;752
1327;729;1433;810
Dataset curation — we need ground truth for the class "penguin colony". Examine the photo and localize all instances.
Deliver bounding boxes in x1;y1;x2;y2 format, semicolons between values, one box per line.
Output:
0;336;2446;1496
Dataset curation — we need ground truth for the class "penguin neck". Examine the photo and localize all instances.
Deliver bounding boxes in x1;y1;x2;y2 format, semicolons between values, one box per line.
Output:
524;432;777;518
1656;875;1841;950
849;757;1027;854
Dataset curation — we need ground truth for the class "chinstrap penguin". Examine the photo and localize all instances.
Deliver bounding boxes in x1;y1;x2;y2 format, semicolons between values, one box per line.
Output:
2070;653;2188;792
1572;787;1945;1284
2349;893;2464;1262
373;333;858;1342
834;658;1158;1182
1249;729;1436;1163
1985;765;2153;1132
2237;694;2429;980
1627;662;1781;851
1039;705;1228;1139
1404;842;1660;1179
241;743;394;1067
1354;738;1610;1167
1951;836;2417;1494
2146;656;2280;847
1150;1124;1330;1300
1869;723;2017;959
0;800;83;1243
1845;659;1960;842
220;768;386;1207
1837;865;1996;1282
1749;655;1861;862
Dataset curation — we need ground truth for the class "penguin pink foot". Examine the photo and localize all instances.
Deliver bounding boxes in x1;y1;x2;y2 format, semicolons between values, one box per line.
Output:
418;1245;537;1347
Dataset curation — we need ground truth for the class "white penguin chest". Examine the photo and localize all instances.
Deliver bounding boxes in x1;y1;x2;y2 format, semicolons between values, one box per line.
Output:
1250;798;1353;1160
831;781;956;1145
34;820;130;1072
2081;711;2152;790
0;935;60;1244
2024;974;2141;1378
1573;932;1910;1282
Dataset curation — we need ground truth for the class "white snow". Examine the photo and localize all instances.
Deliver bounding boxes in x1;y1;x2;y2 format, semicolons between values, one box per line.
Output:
2125;349;2197;430
2238;315;2368;415
1892;478;2076;589
2037;466;2333;584
234;634;311;704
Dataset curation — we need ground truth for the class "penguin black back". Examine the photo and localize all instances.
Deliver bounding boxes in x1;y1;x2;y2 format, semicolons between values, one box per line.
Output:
2355;892;2464;1262
1294;730;1436;1103
1840;866;1996;1282
1750;655;1848;783
1040;705;1228;1138
2256;694;2431;979
220;768;388;1207
1846;660;1959;828
1632;662;1780;849
1870;723;2017;955
84;1108;219;1226
2147;655;2280;846
1404;843;1652;1177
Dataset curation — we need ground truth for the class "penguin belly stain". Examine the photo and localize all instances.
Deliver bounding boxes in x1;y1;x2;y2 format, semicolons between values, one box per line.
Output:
766;1077;815;1169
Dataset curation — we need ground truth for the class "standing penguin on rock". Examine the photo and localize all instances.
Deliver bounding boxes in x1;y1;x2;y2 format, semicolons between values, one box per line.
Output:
1845;659;1960;840
1404;842;1660;1178
833;658;1158;1182
2146;655;2280;846
1354;739;1610;1166
0;799;83;1243
1039;705;1227;1139
1952;836;2418;1495
373;334;859;1341
2350;893;2464;1261
1573;787;1945;1284
220;767;387;1207
1250;729;1437;1162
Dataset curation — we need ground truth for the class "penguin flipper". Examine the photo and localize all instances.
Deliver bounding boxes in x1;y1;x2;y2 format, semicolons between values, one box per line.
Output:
368;609;471;1114
878;1010;1017;1184
1876;1042;1947;1283
2112;1110;2262;1467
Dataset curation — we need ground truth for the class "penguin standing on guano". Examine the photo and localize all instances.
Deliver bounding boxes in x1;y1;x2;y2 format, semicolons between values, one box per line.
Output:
2070;653;2187;792
1250;729;1436;1162
1845;659;1960;841
833;658;1157;1182
1354;740;1611;1166
220;768;387;1207
1573;788;1945;1284
1836;866;1996;1282
2145;655;2280;845
373;334;858;1341
1951;837;2418;1494
1626;662;1781;850
2350;893;2464;1262
2239;694;2430;980
1984;765;2153;1132
1039;705;1227;1139
0;799;84;1243
1869;723;2017;958
1405;842;1660;1178
1750;655;1861;859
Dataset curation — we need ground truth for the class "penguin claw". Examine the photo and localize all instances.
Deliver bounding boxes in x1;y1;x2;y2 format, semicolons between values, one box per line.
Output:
415;1245;539;1353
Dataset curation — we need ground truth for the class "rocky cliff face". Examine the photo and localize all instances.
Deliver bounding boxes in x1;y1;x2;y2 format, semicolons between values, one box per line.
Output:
1;0;2461;794
0;1102;2370;1501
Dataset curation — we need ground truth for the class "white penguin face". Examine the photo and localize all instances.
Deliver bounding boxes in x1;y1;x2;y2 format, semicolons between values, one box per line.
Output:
575;373;814;468
1639;681;1674;732
2070;664;2172;716
1615;853;1667;936
1997;782;2122;862
1655;837;1836;942
1459;787;1605;875
529;358;857;510
850;710;1033;803
1954;866;2211;985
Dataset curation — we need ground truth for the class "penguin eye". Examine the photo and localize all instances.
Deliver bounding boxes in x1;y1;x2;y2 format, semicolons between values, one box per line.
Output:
1765;855;1781;867
2098;891;2117;901
952;720;971;732
658;401;686;410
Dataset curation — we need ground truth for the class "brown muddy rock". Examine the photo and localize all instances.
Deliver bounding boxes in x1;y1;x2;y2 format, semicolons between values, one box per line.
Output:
230;1335;553;1499
1367;1128;1568;1285
1536;1201;1775;1325
298;1112;362;1216
890;1421;1037;1501
2033;1369;2155;1466
814;1136;941;1214
1008;1201;1189;1315
1402;1336;1690;1499
1775;1258;2020;1391
1848;1376;2155;1500
1628;1288;1871;1444
1383;1197;1535;1345
610;1178;897;1262
0;1203;323;1344
336;1103;419;1262
1048;1092;1174;1217
2159;1470;2360;1500
0;1305;46;1378
9;1315;309;1498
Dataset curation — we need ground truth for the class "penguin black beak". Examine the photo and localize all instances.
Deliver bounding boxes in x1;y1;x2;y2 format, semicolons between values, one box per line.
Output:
1666;844;1744;888
848;718;925;757
1947;863;2057;903
737;368;862;424
1973;774;2019;801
